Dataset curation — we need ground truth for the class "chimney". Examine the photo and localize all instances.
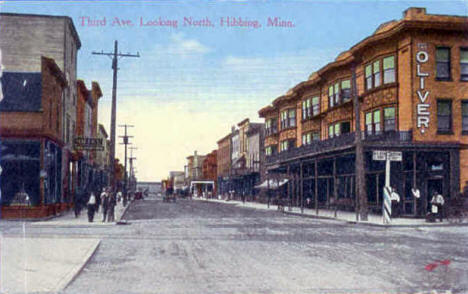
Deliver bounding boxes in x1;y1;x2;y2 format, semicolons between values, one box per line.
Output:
403;7;427;20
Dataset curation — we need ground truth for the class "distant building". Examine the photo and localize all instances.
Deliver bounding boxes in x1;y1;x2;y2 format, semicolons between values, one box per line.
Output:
202;150;217;194
216;133;231;196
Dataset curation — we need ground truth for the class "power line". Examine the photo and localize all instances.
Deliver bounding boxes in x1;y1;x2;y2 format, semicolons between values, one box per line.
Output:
92;41;140;193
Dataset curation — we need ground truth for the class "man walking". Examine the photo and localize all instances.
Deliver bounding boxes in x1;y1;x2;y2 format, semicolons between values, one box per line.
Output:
101;188;110;222
87;191;96;222
107;191;117;222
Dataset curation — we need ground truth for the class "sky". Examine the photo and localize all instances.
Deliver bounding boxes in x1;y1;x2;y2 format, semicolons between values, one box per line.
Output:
1;0;467;181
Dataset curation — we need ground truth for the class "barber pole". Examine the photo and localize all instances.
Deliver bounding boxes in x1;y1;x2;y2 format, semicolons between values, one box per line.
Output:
383;186;392;224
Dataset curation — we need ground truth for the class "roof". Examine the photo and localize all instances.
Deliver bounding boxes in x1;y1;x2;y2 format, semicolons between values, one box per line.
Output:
257;7;468;115
217;133;232;145
0;12;82;49
98;124;108;138
0;72;42;112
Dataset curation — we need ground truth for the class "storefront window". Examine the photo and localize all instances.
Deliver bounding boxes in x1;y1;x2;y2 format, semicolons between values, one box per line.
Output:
0;140;41;206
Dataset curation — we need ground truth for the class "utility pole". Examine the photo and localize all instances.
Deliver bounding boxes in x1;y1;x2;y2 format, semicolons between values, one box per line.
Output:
352;63;368;221
92;41;140;193
119;124;134;206
129;146;137;194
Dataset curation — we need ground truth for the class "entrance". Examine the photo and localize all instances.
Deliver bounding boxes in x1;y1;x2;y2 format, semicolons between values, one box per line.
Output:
426;178;443;212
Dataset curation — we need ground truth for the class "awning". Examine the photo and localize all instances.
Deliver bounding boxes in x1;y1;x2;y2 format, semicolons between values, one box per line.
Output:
254;179;288;189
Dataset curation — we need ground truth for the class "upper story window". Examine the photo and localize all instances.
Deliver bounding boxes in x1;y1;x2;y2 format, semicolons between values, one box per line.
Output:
329;79;351;108
365;55;395;91
462;101;468;134
302;96;320;120
341;80;351;102
265;145;277;156
279;139;295;152
436;47;451;81
329;121;350;138
384;107;396;131
302;131;320;145
373;60;381;87
460;48;468;81
265;118;278;136
437;99;452;133
280;109;296;129
383;56;395;84
365;109;381;135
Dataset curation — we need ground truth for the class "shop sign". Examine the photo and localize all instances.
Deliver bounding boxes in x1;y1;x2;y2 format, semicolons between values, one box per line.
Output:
416;43;430;134
74;137;104;151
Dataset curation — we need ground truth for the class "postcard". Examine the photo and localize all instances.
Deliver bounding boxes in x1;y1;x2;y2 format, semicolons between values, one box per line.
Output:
0;1;467;293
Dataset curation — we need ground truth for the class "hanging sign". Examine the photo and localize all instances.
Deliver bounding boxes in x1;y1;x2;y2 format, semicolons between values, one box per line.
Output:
74;137;104;151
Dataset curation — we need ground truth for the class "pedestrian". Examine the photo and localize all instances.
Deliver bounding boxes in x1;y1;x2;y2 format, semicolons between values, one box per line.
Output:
95;187;101;213
74;187;82;218
101;188;110;222
431;191;445;222
107;191;116;222
390;187;400;217
87;191;96;222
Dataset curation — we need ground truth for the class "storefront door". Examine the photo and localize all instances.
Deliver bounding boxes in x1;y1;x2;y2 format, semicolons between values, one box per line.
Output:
426;177;443;213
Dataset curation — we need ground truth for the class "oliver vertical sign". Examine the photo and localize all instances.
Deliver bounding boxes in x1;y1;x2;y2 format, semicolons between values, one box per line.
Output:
416;43;430;134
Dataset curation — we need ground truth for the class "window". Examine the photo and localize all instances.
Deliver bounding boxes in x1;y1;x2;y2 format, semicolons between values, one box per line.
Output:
373;60;381;87
302;131;319;145
280;110;288;129
436;47;451;80
289;109;296;127
341;80;351;102
265;118;278;136
365;112;373;135
312;96;320;116
373;110;381;134
460;48;468;81
462;101;468;133
302;99;311;120
280;140;294;152
329;125;334;138
384;107;396;131
280;109;295;129
328;85;334;108
265;145;277;156
383;56;395;84
437;100;452;133
365;65;372;90
329;121;350;138
334;82;340;105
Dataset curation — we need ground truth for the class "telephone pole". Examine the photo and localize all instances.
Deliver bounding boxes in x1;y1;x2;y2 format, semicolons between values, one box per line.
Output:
129;146;137;194
92;41;140;193
119;124;134;206
352;63;368;221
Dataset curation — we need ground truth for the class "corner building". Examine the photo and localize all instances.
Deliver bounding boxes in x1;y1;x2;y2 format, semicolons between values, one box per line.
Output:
259;8;468;216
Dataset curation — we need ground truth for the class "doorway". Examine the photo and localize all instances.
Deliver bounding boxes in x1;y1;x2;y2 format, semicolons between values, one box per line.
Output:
426;178;443;212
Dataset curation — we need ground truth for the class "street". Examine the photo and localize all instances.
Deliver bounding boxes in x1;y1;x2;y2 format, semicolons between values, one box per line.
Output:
2;195;468;294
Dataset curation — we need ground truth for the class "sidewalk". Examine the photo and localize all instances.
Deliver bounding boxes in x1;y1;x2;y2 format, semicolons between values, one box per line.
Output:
31;200;129;227
197;198;467;227
0;236;100;294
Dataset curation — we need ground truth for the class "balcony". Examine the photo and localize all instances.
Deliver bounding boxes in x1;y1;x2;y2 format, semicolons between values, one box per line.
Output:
266;131;412;165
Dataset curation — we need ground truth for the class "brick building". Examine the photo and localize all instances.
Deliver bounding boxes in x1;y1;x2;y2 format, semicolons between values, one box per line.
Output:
0;57;67;218
202;150;217;194
0;12;81;211
259;8;468;217
216;133;231;196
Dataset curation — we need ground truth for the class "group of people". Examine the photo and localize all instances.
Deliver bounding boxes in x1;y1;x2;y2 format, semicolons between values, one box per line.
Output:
388;187;446;222
86;187;121;223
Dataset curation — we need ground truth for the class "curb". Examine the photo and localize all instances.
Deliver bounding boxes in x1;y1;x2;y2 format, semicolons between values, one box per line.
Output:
202;198;468;228
116;200;132;223
60;239;101;291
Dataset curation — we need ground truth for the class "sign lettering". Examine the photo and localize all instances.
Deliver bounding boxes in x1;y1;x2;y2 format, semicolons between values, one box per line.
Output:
416;44;430;134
